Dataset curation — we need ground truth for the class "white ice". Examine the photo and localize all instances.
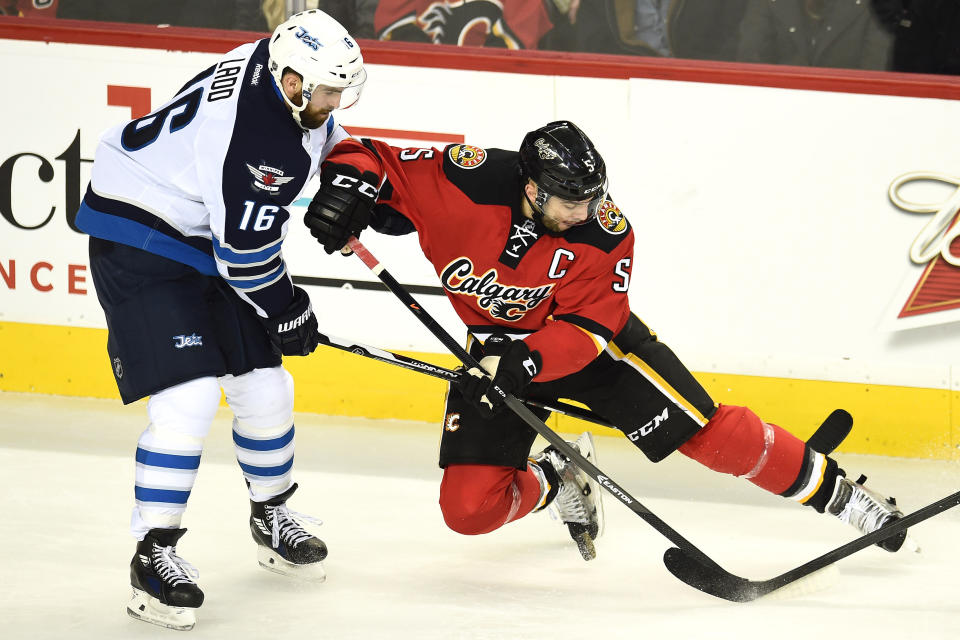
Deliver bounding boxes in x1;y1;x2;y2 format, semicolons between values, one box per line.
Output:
1;392;958;639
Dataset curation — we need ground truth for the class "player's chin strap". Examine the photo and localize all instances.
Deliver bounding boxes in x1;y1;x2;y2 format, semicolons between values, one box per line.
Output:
522;188;550;230
343;235;956;602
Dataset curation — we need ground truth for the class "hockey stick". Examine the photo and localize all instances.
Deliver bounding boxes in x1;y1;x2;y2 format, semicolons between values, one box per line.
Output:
345;237;725;571
313;331;623;429
316;329;853;455
664;489;960;602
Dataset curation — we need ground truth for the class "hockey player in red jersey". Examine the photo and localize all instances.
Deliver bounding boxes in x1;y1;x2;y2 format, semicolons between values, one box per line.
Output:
304;121;911;561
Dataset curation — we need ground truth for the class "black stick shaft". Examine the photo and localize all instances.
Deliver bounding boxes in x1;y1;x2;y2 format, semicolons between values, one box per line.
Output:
315;331;623;429
347;237;723;572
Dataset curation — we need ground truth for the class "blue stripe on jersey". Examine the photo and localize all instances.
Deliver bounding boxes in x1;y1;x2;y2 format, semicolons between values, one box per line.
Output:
224;261;286;289
76;203;218;275
134;486;192;504
237;458;294;477
211;235;283;266
232;426;295;451
135;447;202;470
326;114;334;135
227;255;283;278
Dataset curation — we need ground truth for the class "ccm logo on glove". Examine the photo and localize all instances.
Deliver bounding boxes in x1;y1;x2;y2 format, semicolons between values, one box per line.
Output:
331;173;379;199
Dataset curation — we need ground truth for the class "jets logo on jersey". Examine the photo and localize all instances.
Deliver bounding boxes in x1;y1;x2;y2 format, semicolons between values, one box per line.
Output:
448;144;487;169
441;257;553;321
247;164;295;193
596;199;627;235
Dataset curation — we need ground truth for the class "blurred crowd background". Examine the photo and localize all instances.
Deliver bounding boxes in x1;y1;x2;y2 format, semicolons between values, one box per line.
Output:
3;0;958;76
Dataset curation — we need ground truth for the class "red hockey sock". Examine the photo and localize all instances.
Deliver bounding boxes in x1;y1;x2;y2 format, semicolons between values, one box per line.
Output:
677;404;806;495
438;464;543;535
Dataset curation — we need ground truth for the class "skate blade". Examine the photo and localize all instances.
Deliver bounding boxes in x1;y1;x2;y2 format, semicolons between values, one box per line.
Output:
574;432;605;539
903;533;921;554
257;547;327;582
127;588;197;631
572;530;597;561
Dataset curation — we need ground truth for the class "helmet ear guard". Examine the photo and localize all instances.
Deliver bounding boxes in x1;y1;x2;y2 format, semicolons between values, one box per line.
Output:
268;10;366;126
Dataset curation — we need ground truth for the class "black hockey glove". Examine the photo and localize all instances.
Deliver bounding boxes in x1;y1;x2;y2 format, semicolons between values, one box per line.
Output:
458;334;542;418
259;286;320;357
305;162;379;254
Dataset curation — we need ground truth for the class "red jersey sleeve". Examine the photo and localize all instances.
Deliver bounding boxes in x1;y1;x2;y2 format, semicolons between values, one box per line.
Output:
323;137;442;236
524;231;634;381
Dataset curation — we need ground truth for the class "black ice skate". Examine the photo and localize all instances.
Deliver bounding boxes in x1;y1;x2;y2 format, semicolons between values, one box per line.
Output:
250;483;328;581
827;474;917;552
530;432;605;561
127;527;203;631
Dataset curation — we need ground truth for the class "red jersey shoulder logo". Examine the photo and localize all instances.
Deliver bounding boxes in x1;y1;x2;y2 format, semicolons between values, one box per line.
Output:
596;199;627;234
448;144;487;169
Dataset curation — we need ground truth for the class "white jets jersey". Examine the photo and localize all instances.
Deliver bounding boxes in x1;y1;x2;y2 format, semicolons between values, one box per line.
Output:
76;38;347;317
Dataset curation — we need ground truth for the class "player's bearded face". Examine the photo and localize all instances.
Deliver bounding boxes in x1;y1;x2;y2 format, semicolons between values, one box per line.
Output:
300;86;343;129
540;195;593;233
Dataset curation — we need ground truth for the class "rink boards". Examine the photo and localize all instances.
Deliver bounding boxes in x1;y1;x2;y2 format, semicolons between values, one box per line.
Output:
1;23;959;459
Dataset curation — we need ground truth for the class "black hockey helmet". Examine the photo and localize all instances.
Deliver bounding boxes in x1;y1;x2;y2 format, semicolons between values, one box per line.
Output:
518;120;607;204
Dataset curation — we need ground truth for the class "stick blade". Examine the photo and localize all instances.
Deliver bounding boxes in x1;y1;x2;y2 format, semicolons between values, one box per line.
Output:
663;548;762;603
807;409;853;454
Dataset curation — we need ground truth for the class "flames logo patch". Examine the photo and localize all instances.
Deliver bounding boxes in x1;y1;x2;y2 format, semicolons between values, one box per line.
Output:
448;144;487;169
596;199;627;235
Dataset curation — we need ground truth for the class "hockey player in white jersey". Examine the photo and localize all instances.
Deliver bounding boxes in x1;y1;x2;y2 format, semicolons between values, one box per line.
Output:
75;10;367;631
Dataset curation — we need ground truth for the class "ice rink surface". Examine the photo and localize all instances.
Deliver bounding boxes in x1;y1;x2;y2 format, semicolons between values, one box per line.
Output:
1;391;958;639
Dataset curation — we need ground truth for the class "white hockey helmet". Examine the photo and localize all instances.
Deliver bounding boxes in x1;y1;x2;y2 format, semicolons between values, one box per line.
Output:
268;10;366;126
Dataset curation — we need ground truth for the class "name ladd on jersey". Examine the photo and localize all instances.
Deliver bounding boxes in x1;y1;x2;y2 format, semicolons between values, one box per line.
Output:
441;258;553;321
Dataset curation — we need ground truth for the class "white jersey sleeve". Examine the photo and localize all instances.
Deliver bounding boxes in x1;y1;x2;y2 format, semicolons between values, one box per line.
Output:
76;38;341;318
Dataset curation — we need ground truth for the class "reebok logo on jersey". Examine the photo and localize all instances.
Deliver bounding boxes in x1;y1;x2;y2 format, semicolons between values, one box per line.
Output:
441;257;553;321
247;164;295;193
173;334;203;349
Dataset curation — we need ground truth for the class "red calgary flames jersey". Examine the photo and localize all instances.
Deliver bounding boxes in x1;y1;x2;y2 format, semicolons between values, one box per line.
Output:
324;139;634;381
